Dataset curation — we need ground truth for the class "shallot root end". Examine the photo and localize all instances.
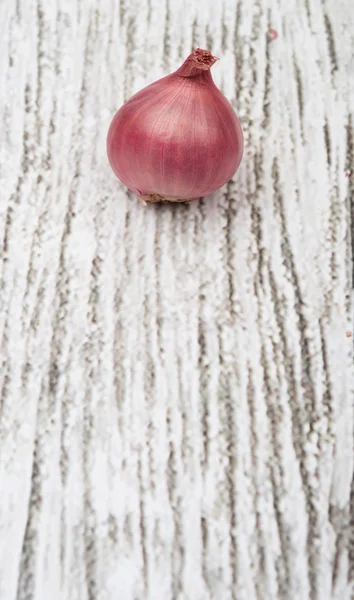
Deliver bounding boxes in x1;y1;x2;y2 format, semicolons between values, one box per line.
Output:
139;194;198;205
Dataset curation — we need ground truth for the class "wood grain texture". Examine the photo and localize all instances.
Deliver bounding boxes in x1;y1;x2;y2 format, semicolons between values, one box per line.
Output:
0;0;353;598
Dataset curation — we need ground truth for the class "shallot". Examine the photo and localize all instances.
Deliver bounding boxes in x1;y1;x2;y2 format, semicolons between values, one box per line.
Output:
107;48;244;205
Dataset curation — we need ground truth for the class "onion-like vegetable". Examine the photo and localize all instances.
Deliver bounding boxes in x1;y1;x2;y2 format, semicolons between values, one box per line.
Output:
107;48;244;205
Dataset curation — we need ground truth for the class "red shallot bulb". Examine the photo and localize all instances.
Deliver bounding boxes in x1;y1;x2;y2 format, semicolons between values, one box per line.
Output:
107;48;244;205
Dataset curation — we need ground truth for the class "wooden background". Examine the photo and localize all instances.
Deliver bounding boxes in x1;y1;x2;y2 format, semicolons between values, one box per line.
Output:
0;0;353;598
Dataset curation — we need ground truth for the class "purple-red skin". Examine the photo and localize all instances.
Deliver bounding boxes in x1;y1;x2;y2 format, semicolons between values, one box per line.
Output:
107;49;244;203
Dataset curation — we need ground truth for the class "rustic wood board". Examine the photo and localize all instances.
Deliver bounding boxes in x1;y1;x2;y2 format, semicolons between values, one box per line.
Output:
0;0;353;598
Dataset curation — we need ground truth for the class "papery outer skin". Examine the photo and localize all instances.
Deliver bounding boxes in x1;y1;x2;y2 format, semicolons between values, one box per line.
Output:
107;50;244;202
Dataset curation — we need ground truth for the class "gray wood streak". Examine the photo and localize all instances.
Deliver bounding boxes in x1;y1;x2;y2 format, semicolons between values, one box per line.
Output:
0;0;353;598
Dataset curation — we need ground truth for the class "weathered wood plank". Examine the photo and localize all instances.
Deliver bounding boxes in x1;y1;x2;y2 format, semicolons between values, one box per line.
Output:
0;0;353;598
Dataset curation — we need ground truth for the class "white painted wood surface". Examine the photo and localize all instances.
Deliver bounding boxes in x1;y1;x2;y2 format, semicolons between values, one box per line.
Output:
0;0;353;598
